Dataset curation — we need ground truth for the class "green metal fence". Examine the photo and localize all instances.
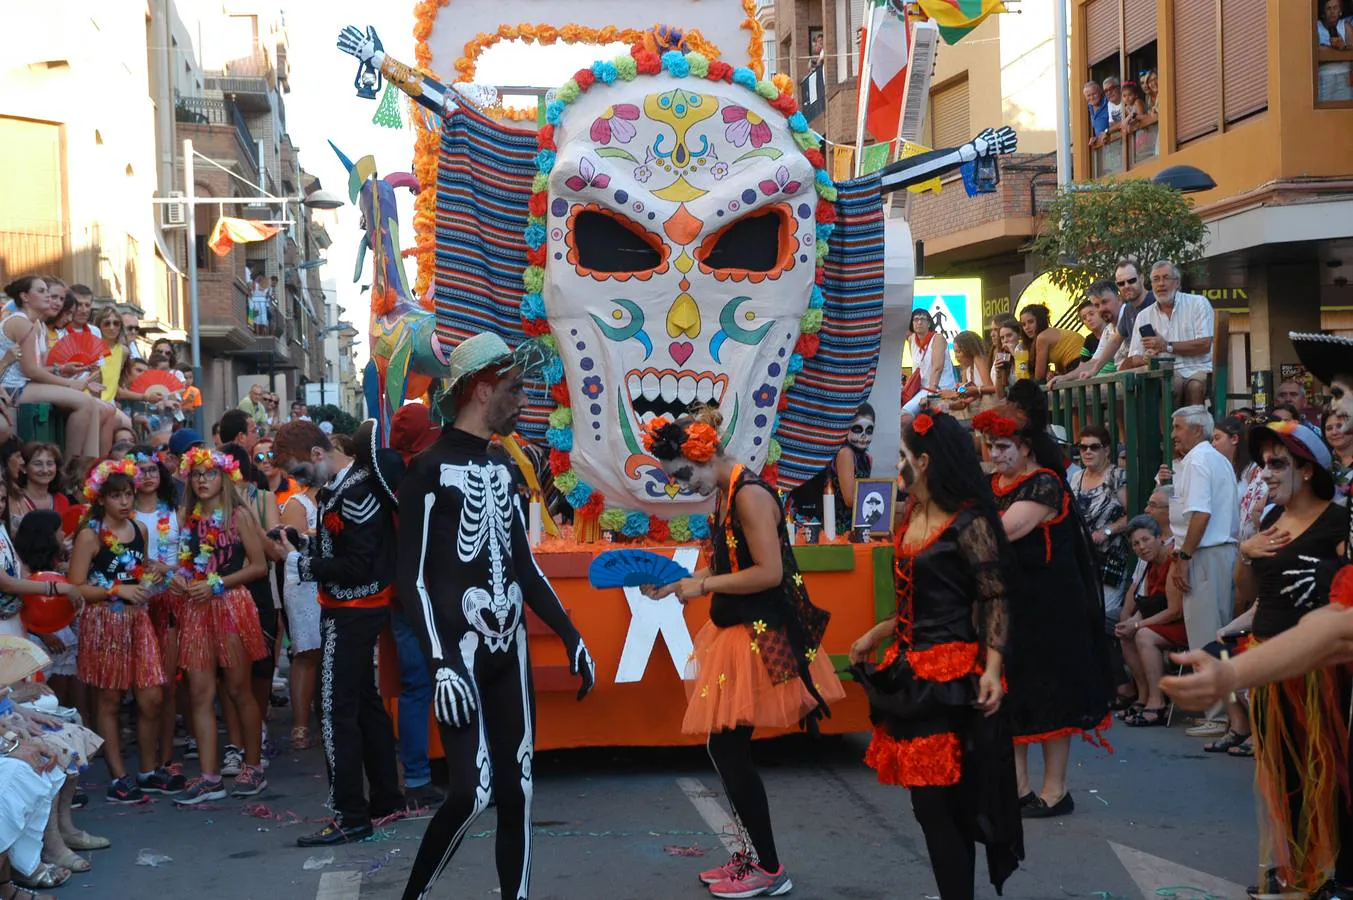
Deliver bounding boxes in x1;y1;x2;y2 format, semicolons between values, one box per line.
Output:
1047;362;1176;515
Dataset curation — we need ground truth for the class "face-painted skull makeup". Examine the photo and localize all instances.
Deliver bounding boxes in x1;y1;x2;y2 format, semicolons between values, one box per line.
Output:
848;415;875;452
545;74;817;512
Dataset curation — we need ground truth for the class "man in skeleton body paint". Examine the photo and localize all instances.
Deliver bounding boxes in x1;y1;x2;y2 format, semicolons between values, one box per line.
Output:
396;333;595;900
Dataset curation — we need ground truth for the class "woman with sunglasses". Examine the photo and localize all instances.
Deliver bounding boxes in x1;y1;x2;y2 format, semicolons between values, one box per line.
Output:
1221;421;1351;900
252;440;294;508
1070;426;1129;620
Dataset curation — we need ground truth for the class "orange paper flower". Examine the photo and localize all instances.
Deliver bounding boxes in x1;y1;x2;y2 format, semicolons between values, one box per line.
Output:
681;423;719;463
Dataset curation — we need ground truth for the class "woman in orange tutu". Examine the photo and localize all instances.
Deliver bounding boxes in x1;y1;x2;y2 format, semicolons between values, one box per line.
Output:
69;459;169;806
643;406;843;900
168;448;269;806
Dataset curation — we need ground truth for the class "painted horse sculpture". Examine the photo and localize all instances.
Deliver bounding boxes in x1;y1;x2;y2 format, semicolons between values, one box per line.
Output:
330;142;447;438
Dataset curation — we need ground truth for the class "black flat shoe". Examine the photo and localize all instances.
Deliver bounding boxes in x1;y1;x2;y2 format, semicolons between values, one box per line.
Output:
296;822;373;847
1021;792;1074;819
1017;791;1038;809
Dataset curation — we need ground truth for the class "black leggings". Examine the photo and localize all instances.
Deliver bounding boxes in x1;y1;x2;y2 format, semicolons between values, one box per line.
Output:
401;648;535;900
911;786;976;900
707;727;779;871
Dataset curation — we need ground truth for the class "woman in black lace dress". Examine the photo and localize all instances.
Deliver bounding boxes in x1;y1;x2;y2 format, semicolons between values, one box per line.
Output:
974;402;1113;820
851;411;1022;900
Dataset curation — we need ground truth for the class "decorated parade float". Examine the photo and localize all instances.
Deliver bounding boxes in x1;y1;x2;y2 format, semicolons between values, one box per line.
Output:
335;0;1016;749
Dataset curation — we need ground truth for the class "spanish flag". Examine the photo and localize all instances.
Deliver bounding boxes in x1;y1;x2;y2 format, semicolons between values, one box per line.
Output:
207;216;280;257
914;0;1007;45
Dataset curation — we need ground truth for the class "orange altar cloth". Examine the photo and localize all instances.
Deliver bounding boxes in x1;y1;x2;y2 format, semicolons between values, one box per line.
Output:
379;541;895;752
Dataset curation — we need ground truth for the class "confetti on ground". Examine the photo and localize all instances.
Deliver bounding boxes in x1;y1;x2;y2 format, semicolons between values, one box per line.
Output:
663;844;707;857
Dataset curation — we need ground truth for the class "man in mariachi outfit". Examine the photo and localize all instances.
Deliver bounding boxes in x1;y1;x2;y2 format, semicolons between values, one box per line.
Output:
274;418;405;846
397;332;595;900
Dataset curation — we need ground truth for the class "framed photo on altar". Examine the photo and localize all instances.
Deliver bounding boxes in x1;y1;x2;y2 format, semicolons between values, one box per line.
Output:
852;479;896;538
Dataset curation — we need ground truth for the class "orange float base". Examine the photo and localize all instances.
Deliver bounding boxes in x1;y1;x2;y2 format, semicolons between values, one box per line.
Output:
380;541;894;752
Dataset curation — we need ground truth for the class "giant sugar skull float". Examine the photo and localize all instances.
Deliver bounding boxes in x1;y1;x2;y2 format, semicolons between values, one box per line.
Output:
336;2;1014;532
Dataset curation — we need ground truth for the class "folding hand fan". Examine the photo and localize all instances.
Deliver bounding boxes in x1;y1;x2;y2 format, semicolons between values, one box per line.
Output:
47;332;109;368
129;370;186;398
588;550;692;590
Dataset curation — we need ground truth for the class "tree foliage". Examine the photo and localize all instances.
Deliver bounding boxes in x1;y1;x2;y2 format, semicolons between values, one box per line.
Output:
309;404;360;435
1029;179;1208;296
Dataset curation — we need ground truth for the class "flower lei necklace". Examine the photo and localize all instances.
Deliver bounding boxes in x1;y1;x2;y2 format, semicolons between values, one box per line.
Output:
177;504;227;596
89;518;148;595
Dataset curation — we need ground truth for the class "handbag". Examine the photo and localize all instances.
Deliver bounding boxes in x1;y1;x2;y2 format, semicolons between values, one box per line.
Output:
901;367;922;405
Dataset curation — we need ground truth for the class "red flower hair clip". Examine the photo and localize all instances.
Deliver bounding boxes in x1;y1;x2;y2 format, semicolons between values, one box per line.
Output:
640;416;672;453
912;413;935;437
973;408;1020;439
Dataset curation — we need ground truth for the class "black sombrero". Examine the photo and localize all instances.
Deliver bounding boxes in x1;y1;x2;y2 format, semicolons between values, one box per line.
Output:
359;418;405;504
1289;331;1353;387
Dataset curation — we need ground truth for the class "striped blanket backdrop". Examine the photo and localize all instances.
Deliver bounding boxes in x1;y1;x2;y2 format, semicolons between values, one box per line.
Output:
775;173;885;490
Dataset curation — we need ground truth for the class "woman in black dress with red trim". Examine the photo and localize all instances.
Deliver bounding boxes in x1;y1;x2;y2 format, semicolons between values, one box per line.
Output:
851;411;1022;900
974;402;1113;820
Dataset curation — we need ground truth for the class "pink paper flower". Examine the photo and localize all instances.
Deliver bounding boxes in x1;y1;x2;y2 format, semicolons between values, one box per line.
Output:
722;105;772;149
565;157;611;192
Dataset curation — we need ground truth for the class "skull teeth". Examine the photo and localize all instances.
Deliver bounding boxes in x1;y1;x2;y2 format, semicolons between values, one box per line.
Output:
624;369;728;425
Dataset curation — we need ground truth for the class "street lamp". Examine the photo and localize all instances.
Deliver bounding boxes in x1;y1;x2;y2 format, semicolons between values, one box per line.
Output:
153;138;345;430
1152;165;1216;194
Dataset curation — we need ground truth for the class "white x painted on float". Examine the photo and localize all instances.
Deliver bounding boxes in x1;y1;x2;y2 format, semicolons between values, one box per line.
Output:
614;547;700;684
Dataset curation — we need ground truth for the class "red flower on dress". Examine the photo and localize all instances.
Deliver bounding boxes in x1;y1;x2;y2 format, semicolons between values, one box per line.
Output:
912;413;934;436
323;511;343;534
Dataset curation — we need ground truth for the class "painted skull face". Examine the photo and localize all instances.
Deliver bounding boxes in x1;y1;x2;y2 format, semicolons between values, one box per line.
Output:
546;75;816;510
847;414;875;452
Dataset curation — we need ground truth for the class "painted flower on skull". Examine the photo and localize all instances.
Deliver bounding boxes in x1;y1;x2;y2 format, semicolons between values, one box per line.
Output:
582;375;604;399
722;106;773;149
759;165;803;197
565;157;611;192
753;384;777;408
590;104;640;145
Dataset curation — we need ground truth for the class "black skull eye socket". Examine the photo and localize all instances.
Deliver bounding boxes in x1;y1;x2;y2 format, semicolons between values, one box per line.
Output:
698;209;786;273
573;210;662;274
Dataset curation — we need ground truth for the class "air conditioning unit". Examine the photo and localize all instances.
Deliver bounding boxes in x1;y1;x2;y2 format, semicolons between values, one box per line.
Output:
161;191;187;228
897;19;940;145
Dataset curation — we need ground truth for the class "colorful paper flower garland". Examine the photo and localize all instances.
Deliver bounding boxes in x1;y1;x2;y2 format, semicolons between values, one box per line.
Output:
522;44;838;541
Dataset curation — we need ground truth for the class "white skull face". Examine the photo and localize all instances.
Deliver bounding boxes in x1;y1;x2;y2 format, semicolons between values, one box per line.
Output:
545;74;817;513
847;413;875;452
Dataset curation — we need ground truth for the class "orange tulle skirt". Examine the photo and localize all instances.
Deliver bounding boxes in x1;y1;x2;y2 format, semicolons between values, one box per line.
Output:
77;602;166;690
176;586;268;671
681;621;845;735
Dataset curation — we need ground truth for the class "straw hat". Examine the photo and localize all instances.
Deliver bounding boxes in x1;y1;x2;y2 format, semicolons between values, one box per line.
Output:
436;333;516;420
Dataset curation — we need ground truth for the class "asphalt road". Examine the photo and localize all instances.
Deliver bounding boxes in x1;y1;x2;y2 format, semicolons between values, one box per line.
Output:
60;720;1260;900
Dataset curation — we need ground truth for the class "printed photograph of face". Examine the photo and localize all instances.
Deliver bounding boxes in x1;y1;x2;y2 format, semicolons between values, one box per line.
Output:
852;479;896;536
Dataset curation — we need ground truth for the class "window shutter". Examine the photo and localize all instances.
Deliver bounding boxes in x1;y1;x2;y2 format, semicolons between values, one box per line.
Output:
1221;0;1267;122
1124;0;1157;52
1086;0;1120;66
930;79;970;151
1173;0;1220;144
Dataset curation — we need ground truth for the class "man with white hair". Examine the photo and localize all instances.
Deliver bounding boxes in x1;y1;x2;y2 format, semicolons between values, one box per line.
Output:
1123;260;1214;406
1164;405;1239;734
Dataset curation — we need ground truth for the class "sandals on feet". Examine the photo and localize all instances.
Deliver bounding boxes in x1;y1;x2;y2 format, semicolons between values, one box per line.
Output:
1110;692;1139;712
1;880;57;900
1116;702;1145;721
12;864;70;890
42;849;88;873
1124;706;1167;727
291;726;311;750
61;830;110;851
1203;730;1251;753
1227;736;1254;758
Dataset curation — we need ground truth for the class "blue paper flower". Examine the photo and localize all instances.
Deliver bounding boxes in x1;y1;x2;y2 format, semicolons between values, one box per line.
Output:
546;427;573;451
814;168;834;187
524;223;548;249
809;285;826;309
787;353;804;375
541;356;565;385
592;60;618;84
787;112;809;134
731;67;757;89
661;51;690;78
535;149;557;172
545;101;567;126
689;515;711;540
520;292;546;320
621;511;650;537
566;482;594;509
816;222;836;241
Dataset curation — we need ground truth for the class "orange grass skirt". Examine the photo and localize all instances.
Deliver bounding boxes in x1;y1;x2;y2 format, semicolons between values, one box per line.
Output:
76;602;166;690
176;586;268;671
681;621;845;735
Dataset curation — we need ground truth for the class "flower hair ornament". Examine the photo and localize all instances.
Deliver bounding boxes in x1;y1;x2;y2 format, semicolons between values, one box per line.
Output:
641;416;719;464
178;447;243;482
83;459;138;502
972;406;1025;440
911;413;935;437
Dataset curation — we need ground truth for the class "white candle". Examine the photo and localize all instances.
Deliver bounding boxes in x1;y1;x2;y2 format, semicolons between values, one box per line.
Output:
786;517;796;545
824;494;837;543
528;496;543;547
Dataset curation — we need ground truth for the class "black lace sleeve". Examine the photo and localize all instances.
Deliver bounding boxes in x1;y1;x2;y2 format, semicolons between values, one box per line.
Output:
1017;471;1064;512
957;512;1010;655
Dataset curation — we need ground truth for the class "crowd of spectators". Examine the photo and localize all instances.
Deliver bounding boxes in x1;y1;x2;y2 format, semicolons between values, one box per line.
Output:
1085;68;1159;148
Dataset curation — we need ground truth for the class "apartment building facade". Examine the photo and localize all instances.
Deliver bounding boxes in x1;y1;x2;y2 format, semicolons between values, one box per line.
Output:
1072;0;1353;393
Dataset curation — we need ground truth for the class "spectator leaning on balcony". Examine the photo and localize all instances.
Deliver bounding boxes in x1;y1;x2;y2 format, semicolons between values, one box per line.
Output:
1122;260;1213;406
1120;81;1149;124
1102;75;1123;124
1083;80;1110;141
1161;405;1239;734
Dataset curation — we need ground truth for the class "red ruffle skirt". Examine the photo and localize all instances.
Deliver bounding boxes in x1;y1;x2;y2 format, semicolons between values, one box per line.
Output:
176;586;268;671
77;602;166;690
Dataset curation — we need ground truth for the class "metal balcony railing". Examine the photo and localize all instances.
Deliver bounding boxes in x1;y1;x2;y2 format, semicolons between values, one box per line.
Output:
175;97;259;172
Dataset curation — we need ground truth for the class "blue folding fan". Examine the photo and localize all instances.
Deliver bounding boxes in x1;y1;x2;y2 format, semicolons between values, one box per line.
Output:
588;549;692;590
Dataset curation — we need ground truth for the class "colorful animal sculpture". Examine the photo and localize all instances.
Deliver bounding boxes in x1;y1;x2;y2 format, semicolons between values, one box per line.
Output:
330;142;448;439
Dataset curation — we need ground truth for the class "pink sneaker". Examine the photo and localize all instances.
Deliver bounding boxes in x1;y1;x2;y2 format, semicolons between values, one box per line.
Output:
707;861;793;898
700;850;753;885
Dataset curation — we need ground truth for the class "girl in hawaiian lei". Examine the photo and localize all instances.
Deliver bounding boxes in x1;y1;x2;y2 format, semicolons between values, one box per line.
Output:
850;411;1022;900
642;406;844;900
128;446;186;787
169;448;269;806
68;460;168;806
972;402;1113;820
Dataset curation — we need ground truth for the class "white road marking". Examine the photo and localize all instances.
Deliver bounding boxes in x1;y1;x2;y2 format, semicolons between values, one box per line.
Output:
315;870;362;900
677;776;740;854
1110;840;1248;900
